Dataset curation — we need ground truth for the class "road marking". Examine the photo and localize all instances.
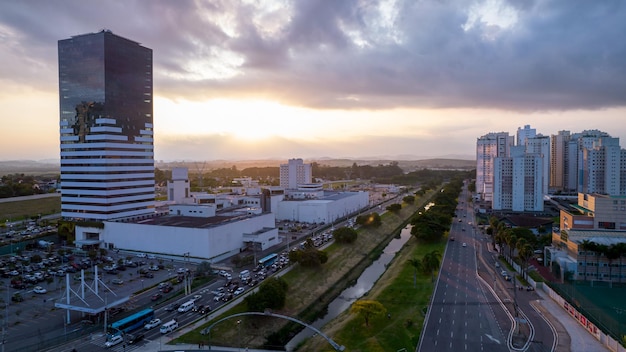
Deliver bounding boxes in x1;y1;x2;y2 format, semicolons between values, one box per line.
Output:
484;334;500;344
437;329;440;336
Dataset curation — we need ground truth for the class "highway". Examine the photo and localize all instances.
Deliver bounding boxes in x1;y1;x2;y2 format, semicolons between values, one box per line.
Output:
418;205;510;351
418;182;558;352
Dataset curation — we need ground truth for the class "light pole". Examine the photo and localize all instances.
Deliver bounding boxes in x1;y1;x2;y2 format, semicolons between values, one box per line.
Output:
103;293;108;335
237;320;242;352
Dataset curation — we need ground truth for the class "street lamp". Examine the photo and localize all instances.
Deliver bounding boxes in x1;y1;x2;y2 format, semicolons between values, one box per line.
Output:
237;320;242;352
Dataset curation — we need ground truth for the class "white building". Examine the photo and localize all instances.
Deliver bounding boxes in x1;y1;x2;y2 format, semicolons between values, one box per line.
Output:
493;146;544;212
276;190;369;223
75;209;279;262
582;137;625;196
516;124;536;146
476;132;514;202
167;167;190;203
280;158;312;189
525;134;551;196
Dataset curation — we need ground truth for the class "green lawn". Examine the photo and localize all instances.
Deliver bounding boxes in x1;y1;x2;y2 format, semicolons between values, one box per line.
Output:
0;196;61;223
302;235;446;351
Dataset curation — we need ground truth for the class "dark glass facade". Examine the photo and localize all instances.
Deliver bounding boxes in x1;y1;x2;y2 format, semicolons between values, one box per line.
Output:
59;30;152;140
58;30;155;220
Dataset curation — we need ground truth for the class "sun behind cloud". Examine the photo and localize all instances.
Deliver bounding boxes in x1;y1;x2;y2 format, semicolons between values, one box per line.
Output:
155;97;302;141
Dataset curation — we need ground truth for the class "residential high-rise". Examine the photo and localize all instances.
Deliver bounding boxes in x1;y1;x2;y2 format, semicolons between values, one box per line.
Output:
279;158;312;189
550;130;572;191
581;137;624;195
493;146;544;211
525;135;550;196
476;132;514;202
516;124;536;146
58;30;155;221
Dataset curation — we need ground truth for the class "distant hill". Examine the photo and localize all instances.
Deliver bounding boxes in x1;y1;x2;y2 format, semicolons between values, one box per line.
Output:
156;158;475;172
0;160;60;175
0;157;475;176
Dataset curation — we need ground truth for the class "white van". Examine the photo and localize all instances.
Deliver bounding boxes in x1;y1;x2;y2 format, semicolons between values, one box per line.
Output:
239;270;250;279
177;300;195;313
160;319;179;334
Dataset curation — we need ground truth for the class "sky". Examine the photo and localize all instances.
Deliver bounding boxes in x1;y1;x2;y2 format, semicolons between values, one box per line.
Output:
1;0;626;162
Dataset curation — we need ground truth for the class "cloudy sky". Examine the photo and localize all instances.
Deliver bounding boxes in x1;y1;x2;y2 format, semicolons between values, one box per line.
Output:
1;0;625;162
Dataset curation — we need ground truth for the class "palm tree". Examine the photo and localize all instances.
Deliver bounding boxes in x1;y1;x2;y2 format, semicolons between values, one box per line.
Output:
616;243;626;284
408;258;422;288
504;231;517;263
422;250;442;282
607;245;621;286
518;244;533;280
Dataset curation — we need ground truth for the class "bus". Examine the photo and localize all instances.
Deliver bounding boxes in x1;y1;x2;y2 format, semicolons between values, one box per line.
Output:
109;308;155;337
258;253;278;268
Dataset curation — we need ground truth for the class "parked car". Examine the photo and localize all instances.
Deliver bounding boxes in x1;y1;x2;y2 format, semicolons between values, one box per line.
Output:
105;335;124;348
144;318;161;330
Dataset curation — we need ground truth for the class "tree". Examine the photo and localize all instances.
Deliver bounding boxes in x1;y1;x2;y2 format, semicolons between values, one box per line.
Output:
350;300;386;327
607;245;621;285
333;227;358;244
402;195;415;204
518;243;533;280
408;258;421;288
386;203;402;212
421;250;441;282
245;277;288;311
195;261;212;278
355;212;382;227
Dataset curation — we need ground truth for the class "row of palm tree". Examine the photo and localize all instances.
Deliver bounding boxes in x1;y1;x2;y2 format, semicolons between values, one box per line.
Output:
408;250;442;287
489;217;536;280
578;240;626;283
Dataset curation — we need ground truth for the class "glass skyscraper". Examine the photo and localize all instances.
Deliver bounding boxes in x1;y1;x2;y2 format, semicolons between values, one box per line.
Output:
58;30;155;221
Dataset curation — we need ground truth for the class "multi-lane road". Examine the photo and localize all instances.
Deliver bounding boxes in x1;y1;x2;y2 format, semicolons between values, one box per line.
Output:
418;183;557;352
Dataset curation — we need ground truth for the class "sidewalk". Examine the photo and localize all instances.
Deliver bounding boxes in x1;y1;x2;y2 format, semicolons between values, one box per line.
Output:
534;288;609;352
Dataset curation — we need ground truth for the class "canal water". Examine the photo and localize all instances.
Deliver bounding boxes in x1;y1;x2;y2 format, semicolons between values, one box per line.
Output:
285;225;413;350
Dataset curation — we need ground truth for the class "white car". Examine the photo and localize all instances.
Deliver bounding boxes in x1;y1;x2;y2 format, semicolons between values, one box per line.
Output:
462;243;467;247
147;254;156;259
137;253;146;258
213;293;225;301
33;286;47;294
144;318;162;330
105;335;124;348
234;287;245;296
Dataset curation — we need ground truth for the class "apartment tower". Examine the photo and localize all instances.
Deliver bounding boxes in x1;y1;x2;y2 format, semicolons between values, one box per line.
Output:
58;30;155;220
476;132;514;202
279;158;312;190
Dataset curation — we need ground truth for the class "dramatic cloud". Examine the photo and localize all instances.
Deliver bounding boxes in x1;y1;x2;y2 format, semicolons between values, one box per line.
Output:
1;0;625;111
